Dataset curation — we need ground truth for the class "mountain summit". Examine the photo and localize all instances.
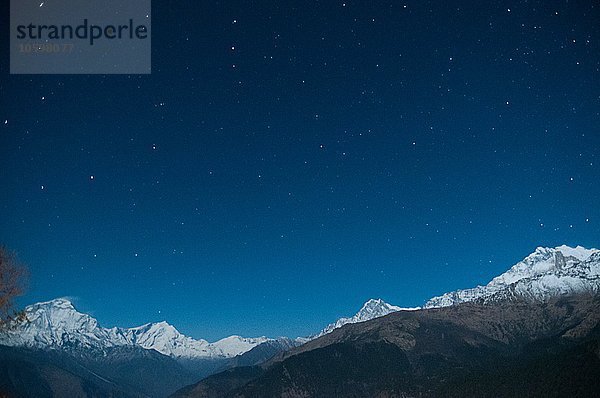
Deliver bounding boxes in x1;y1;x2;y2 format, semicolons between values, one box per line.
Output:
316;298;418;338
425;245;599;308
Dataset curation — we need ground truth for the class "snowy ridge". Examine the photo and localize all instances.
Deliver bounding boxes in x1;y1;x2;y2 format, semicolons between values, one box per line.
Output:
0;299;269;359
315;298;419;338
424;245;600;308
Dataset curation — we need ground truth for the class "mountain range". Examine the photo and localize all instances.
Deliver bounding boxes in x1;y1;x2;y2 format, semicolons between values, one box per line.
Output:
1;244;599;397
0;298;272;360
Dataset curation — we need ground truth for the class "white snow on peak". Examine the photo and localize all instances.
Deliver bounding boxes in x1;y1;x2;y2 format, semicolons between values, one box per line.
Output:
554;245;597;261
424;245;600;308
315;298;419;338
0;298;269;359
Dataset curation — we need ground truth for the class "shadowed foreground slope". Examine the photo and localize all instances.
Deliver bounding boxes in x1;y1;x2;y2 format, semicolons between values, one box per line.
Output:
172;295;600;398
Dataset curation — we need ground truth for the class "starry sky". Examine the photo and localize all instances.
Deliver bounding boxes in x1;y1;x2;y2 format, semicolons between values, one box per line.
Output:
1;0;599;341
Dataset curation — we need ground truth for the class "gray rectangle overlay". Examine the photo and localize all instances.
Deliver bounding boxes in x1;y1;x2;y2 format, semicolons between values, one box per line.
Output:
11;0;151;74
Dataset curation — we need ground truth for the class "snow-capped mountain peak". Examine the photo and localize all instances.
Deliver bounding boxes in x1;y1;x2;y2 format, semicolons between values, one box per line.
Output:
316;298;419;338
424;245;599;308
0;298;111;350
356;298;401;319
122;321;214;358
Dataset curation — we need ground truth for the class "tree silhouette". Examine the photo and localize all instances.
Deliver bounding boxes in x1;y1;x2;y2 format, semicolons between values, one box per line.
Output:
0;246;28;325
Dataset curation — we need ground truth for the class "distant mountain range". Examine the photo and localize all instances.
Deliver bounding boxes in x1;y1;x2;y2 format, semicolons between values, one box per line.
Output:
0;298;301;396
1;244;599;397
0;298;272;359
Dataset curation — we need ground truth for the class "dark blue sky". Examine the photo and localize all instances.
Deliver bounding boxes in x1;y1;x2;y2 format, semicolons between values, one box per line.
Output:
1;0;599;341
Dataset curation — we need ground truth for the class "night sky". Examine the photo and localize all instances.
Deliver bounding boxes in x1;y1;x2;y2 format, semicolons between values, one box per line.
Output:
1;0;599;341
